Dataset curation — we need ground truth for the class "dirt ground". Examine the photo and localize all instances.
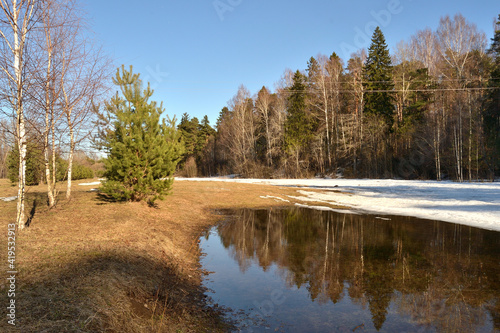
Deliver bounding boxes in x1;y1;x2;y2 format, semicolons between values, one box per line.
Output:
0;178;307;332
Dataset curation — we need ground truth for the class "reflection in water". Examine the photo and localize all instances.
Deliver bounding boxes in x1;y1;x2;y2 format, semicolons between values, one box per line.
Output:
201;207;500;332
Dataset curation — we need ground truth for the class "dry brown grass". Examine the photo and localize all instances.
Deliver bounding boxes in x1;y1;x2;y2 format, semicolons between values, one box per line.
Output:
0;178;307;332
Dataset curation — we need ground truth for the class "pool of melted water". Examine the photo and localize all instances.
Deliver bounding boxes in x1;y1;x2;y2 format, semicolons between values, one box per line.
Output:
200;207;500;332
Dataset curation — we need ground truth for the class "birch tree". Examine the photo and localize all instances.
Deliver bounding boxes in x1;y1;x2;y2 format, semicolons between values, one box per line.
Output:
346;50;366;175
29;0;108;205
34;0;64;207
0;0;39;229
58;22;109;199
436;13;487;181
307;55;332;169
223;85;255;175
254;86;274;167
326;53;344;169
410;28;439;76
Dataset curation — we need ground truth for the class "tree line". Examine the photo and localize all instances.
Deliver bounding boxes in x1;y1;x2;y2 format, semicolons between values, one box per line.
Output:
0;0;110;228
178;13;500;181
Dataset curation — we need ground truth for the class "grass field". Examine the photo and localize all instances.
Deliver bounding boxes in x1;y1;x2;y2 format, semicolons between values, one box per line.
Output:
0;178;310;332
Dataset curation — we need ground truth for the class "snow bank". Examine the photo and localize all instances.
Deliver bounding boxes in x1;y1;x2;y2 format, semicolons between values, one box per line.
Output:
176;177;500;232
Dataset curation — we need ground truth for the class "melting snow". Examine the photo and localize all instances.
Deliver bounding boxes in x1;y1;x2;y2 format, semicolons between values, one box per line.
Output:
0;196;17;202
176;177;500;232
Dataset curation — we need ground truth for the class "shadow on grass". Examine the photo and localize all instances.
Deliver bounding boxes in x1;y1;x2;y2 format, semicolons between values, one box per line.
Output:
22;192;50;228
1;249;233;332
95;192;161;209
24;198;38;228
94;190;119;202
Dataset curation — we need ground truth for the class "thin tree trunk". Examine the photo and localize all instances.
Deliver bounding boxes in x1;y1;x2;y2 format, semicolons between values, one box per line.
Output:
44;113;55;206
320;80;331;170
44;42;56;207
66;117;74;199
265;116;271;166
459;102;463;182
51;119;57;197
468;92;472;182
16;110;26;229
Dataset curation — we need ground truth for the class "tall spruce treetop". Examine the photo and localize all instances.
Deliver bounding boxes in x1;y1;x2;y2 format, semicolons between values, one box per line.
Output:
101;65;184;205
307;56;320;84
363;27;395;129
284;70;315;152
178;113;199;158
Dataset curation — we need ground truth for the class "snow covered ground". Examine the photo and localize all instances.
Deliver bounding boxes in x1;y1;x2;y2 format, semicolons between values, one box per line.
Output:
176;177;500;232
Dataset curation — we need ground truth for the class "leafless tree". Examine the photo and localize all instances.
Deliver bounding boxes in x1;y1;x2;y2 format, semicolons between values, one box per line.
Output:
326;54;344;170
57;5;110;199
254;86;274;167
436;13;487;182
410;28;439;77
30;0;66;207
0;0;40;228
393;41;417;127
221;85;255;175
308;55;332;169
27;0;110;205
346;50;366;176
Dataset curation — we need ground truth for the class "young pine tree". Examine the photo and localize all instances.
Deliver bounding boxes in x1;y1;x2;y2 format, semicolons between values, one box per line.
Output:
101;65;184;205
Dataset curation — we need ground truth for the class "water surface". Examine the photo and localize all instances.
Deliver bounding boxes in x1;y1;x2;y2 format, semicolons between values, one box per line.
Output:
200;207;500;332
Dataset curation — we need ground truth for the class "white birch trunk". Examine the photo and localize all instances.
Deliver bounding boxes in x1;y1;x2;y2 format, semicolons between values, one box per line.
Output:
13;0;26;229
66;116;74;199
44;44;55;207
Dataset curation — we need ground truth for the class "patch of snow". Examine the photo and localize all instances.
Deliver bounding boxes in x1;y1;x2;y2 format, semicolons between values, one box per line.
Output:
176;177;500;232
259;195;290;203
295;203;334;211
286;194;331;203
78;181;101;186
0;196;17;202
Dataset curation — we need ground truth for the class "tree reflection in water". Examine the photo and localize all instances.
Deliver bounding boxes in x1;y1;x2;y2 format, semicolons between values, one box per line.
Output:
208;207;500;332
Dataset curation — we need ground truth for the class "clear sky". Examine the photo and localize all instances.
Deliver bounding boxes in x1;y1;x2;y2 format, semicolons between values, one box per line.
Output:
84;0;499;126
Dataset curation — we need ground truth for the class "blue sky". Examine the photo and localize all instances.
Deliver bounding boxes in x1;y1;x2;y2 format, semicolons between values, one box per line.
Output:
84;0;499;126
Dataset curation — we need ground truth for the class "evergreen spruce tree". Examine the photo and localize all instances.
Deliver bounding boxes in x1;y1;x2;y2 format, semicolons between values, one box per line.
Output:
306;56;320;84
101;65;184;205
363;27;395;130
178;113;199;157
484;15;500;177
196;115;215;154
178;113;199;171
284;71;315;174
284;71;314;149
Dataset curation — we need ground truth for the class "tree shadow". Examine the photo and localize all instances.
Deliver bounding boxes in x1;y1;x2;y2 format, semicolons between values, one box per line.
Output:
6;249;233;332
94;192;162;209
94;192;124;205
24;198;38;227
23;192;48;228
